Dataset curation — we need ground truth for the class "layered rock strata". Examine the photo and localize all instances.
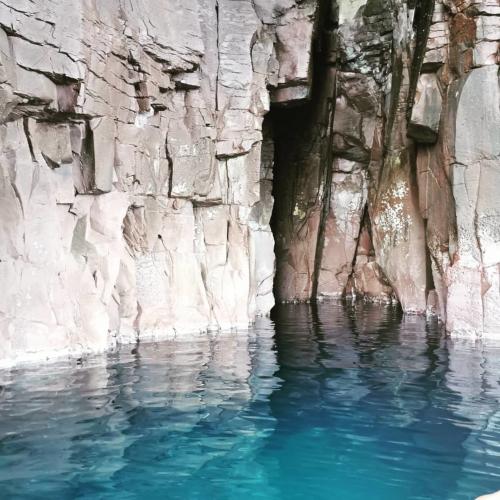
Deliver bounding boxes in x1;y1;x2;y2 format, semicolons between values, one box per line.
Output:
0;0;319;364
271;0;500;337
0;0;498;365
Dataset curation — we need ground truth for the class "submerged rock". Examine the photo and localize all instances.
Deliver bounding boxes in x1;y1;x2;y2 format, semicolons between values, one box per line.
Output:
476;492;500;500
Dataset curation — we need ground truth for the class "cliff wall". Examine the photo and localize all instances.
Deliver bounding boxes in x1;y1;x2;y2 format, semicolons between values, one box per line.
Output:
0;0;498;365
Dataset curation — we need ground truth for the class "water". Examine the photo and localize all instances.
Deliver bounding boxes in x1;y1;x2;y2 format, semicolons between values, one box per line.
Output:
1;303;500;500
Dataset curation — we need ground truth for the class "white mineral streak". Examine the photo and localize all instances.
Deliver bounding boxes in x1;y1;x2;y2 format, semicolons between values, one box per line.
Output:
376;181;413;248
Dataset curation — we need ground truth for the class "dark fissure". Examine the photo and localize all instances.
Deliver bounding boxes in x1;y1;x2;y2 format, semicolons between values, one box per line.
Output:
268;0;340;304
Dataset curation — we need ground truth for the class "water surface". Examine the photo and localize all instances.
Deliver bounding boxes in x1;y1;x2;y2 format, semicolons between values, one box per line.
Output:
1;303;500;499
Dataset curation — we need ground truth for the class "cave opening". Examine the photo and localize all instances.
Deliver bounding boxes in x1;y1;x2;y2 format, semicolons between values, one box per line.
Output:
267;94;327;304
266;0;343;306
264;0;412;311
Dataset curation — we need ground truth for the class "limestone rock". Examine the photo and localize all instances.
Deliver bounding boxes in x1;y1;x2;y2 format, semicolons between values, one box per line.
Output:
446;65;500;338
271;0;318;104
408;73;443;144
0;0;499;365
351;261;394;303
317;170;368;298
0;0;295;366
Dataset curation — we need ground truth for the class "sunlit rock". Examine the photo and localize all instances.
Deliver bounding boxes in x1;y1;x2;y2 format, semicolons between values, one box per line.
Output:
408;73;442;143
0;0;499;364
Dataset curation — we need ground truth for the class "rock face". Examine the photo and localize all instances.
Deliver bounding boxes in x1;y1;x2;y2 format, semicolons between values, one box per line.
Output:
271;0;500;334
0;0;316;365
0;0;498;365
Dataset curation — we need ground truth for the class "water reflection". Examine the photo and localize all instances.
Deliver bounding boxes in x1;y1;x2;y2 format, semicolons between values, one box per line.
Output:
0;303;499;500
268;303;500;500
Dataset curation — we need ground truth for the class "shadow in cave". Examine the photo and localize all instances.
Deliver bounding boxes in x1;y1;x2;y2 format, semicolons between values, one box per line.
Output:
267;0;338;305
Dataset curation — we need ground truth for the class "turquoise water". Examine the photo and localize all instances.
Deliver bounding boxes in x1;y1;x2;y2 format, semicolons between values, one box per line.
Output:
1;303;500;500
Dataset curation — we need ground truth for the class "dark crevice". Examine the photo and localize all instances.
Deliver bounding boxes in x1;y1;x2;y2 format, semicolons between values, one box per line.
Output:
424;220;436;294
270;0;339;303
407;0;436;120
215;1;220;112
311;67;338;299
165;134;174;197
23;117;36;163
134;81;151;113
310;0;340;303
41;152;60;170
345;204;369;295
78;122;96;193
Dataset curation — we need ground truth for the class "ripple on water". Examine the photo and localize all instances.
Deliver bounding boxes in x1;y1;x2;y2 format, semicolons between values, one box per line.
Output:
0;303;500;500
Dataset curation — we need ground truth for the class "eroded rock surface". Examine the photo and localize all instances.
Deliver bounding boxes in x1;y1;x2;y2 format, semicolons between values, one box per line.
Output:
271;0;499;336
0;0;321;365
0;0;499;365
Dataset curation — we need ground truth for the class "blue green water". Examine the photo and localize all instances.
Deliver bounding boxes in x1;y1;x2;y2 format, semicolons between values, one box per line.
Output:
1;303;500;500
